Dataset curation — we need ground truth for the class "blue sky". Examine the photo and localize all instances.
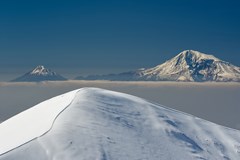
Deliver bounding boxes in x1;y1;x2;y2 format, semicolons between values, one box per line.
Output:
0;0;240;79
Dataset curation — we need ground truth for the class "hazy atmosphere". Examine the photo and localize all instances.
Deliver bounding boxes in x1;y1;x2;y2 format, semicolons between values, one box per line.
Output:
0;81;239;130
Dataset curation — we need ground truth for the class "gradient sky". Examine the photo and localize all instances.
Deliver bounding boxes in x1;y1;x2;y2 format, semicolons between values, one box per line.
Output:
0;0;240;80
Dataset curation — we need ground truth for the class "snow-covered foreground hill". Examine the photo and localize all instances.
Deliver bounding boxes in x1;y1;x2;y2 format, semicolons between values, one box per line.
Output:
1;88;240;160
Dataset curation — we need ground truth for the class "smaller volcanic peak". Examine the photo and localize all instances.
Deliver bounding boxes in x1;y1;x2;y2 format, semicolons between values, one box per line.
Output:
30;65;57;76
11;65;67;82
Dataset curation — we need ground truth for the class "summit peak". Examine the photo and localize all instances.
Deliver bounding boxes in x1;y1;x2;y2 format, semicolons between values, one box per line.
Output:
177;50;220;61
176;50;221;61
11;65;67;82
30;65;51;75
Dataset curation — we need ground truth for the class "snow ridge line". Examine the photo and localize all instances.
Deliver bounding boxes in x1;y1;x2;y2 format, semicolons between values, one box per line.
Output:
0;88;82;156
147;99;240;132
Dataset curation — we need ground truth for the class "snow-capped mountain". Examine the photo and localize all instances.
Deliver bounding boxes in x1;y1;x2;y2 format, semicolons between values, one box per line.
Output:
141;50;240;82
75;50;240;82
11;65;67;82
1;88;240;160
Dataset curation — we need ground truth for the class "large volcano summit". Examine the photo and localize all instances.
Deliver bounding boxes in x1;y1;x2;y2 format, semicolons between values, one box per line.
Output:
141;50;240;82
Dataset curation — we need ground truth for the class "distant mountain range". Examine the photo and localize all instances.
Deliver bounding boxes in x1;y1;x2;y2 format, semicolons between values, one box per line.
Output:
11;65;67;82
76;50;240;82
11;50;240;82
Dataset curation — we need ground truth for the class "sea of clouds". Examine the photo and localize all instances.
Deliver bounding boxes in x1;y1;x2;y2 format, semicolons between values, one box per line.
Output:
0;81;239;130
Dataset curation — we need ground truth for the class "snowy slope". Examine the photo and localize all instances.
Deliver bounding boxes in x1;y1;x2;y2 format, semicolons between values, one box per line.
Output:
11;65;67;82
0;89;78;155
1;88;240;160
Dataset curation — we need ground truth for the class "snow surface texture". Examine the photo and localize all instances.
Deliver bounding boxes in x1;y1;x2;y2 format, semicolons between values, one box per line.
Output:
1;88;240;160
0;89;78;155
76;50;240;82
11;65;67;82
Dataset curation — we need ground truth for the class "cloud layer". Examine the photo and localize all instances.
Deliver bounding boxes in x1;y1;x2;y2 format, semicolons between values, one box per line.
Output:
0;81;239;130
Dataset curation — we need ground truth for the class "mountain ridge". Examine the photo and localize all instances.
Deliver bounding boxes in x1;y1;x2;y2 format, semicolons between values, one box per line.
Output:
76;50;240;82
